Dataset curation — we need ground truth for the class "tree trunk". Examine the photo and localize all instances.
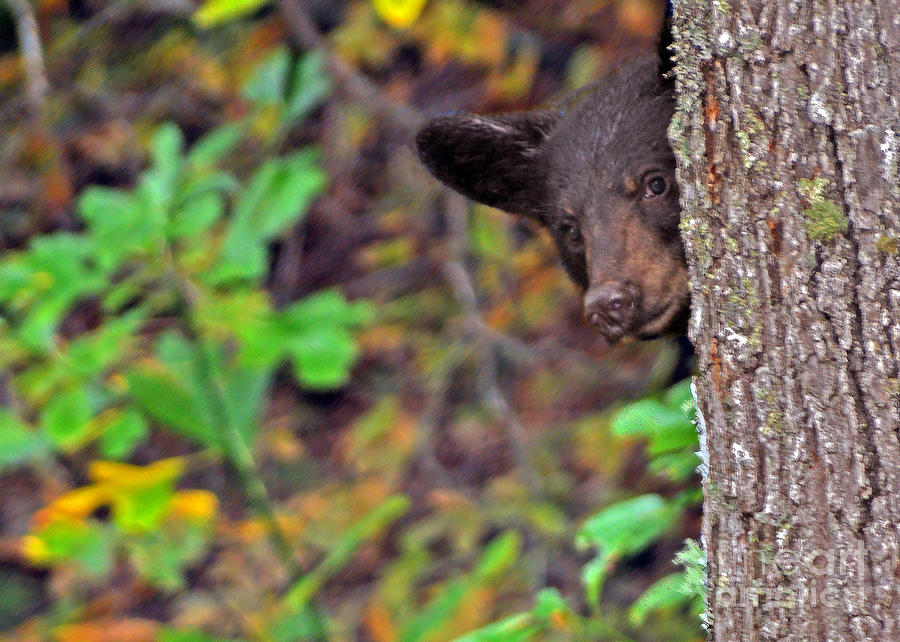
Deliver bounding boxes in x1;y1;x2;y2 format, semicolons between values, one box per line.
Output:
670;0;900;639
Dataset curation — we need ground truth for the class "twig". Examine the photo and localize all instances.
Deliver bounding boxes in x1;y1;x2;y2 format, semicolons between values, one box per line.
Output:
443;194;548;589
442;194;541;494
411;342;470;487
277;0;423;137
7;0;49;123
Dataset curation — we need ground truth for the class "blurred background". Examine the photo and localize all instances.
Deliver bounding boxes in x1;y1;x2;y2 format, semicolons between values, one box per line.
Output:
0;1;703;639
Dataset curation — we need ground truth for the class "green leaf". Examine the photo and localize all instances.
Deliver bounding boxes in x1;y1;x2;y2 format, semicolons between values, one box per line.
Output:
151;123;185;180
648;452;700;481
628;572;690;626
0;259;30;303
79;186;164;271
475;531;521;579
239;151;326;239
265;607;327;642
131;123;187;222
193;0;272;27
288;325;358;389
99;409;148;460
674;539;707;618
207;151;327;284
451;614;538;642
282;289;374;329
401;576;470;642
576;494;681;607
664;379;694;408
156;332;199;372
127;522;209;590
452;589;572;642
187;125;243;168
0;410;47;470
169;191;225;240
159;629;236;642
10;234;103;351
644;423;699;457
218;361;268;447
532;588;570;618
277;290;373;389
112;478;176;533
166;333;267;449
581;557;609;611
285;495;410;611
35;520;115;577
402;531;521;642
41;387;92;450
285;51;332;121
611;399;692;437
65;310;144;380
127;370;216;449
243;46;291;106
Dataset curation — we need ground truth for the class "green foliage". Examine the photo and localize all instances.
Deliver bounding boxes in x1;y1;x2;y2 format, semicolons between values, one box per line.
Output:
0;409;48;468
285;495;412;611
207;151;327;283
577;494;682;608
0;115;368;466
593;382;706;626
630;540;707;626
400;531;521;642
452;588;574;642
1;112;371;602
243;47;332;125
611;379;698;481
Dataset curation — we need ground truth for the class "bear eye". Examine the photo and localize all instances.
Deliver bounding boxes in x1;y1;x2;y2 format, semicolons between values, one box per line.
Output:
559;220;582;246
644;176;668;198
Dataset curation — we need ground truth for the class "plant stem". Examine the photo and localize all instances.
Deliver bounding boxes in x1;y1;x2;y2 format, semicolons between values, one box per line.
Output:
164;251;302;580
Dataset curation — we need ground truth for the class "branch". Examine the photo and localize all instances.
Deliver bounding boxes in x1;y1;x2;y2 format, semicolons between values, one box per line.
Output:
7;0;49;123
276;2;557;538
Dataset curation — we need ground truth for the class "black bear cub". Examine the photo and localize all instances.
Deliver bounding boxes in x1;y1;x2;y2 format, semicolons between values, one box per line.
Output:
416;57;688;343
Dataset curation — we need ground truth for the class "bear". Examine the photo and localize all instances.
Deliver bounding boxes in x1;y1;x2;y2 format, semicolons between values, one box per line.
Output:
415;56;689;344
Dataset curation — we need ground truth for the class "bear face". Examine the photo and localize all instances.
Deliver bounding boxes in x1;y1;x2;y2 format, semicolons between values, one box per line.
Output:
415;57;689;343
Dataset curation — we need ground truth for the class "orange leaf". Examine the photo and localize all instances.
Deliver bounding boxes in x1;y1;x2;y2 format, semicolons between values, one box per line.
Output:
365;604;397;642
55;618;158;642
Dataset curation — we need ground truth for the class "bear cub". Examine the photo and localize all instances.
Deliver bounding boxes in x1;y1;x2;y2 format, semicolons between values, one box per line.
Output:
415;57;688;343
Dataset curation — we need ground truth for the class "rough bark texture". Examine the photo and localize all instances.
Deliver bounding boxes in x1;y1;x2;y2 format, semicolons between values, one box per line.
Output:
670;0;900;639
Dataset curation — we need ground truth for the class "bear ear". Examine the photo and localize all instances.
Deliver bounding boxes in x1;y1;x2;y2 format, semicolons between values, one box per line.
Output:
415;110;559;220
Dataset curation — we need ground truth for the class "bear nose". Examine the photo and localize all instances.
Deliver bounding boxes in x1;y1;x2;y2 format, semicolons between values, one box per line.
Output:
584;282;638;339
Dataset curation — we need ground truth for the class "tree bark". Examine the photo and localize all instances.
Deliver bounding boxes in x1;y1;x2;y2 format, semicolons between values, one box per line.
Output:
670;0;900;639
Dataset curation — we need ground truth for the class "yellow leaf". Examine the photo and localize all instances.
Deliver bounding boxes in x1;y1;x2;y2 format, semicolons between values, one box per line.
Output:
89;457;184;488
372;0;427;29
21;535;51;564
170;490;219;522
44;485;109;519
193;0;272;28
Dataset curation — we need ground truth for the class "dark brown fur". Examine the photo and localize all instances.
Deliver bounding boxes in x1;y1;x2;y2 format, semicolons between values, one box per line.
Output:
416;57;688;342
